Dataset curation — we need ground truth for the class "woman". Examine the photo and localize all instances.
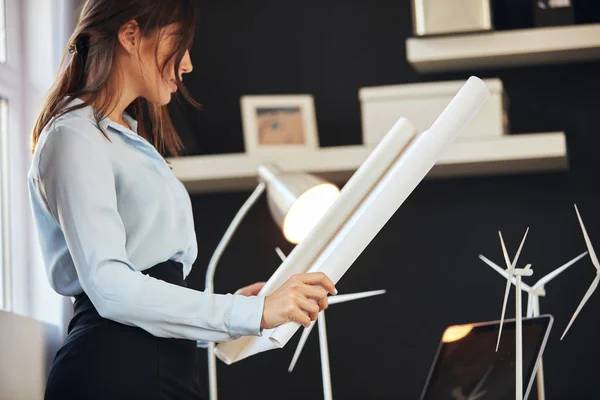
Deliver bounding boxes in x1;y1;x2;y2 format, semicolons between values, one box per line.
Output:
28;1;336;399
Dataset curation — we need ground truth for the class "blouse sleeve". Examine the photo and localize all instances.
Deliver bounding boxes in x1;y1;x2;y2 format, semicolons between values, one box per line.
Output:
35;125;264;341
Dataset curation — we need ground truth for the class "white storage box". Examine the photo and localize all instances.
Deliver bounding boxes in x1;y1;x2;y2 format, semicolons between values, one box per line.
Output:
359;78;508;146
411;0;493;36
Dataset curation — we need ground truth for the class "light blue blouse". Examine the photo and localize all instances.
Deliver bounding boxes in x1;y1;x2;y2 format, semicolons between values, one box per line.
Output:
27;98;264;341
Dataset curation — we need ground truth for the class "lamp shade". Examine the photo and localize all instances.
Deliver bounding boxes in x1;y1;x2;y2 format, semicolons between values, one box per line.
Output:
258;164;340;244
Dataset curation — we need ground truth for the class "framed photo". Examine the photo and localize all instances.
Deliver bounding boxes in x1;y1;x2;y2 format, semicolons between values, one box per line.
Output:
240;95;319;155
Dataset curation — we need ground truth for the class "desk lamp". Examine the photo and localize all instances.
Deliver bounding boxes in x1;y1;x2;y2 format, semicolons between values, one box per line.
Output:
204;164;340;400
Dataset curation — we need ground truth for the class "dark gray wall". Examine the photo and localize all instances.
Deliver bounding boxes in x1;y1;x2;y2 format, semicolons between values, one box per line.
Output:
176;1;600;398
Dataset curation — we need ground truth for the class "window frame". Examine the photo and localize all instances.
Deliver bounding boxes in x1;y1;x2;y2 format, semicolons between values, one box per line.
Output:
0;0;21;311
0;0;20;85
0;97;9;311
0;0;6;64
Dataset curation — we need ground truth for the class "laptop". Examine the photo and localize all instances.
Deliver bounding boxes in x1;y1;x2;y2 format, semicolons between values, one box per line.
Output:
420;315;553;400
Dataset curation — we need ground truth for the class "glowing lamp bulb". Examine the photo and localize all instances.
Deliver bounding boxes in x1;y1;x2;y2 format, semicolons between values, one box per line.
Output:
282;183;340;244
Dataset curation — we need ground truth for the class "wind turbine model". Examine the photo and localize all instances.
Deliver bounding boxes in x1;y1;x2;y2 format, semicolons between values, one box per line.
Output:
490;229;532;400
494;228;529;349
275;248;386;400
479;251;587;400
561;204;600;340
479;252;587;318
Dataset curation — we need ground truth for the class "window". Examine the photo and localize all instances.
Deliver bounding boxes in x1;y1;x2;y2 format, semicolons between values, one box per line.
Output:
0;98;8;311
0;0;75;319
0;0;19;313
0;0;76;317
0;0;6;63
0;0;13;311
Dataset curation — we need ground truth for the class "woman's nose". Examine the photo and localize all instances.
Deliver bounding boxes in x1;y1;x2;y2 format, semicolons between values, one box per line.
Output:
179;50;193;79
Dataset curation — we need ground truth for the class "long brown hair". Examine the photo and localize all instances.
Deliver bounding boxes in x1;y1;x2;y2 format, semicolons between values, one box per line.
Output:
31;0;200;157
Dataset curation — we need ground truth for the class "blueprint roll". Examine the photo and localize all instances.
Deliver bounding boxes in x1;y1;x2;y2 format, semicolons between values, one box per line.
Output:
269;76;491;348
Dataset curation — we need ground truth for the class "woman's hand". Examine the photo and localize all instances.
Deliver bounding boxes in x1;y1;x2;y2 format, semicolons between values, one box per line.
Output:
260;272;336;330
234;282;266;296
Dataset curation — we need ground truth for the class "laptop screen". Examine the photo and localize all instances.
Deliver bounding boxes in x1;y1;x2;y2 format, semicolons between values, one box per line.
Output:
420;315;553;400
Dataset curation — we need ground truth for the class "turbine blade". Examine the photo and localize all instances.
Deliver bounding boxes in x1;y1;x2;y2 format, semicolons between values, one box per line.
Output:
511;227;530;269
479;254;510;278
496;276;512;352
328;290;386;305
574;205;600;271
499;231;513;270
533;252;588;290
496;230;526;352
275;247;287;262
561;274;600;340
479;255;532;291
288;321;316;372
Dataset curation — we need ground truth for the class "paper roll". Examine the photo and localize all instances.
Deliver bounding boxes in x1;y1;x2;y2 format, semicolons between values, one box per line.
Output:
215;114;417;364
269;76;490;347
215;76;490;363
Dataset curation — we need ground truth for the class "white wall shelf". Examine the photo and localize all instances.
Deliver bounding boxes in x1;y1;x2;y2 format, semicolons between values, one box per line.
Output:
168;132;568;194
406;23;600;74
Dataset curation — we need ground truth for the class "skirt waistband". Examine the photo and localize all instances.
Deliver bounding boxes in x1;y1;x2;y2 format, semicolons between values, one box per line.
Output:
69;259;185;335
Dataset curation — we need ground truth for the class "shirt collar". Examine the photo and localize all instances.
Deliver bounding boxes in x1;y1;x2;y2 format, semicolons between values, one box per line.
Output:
63;97;144;142
122;113;139;134
99;114;139;138
60;97;171;172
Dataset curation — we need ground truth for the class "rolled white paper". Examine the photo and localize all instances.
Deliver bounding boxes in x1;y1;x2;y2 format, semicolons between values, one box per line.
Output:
215;115;417;364
215;76;490;363
269;76;490;347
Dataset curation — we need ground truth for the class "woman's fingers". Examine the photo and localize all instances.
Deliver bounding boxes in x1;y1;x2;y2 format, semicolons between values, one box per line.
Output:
296;296;320;320
260;272;336;330
289;308;312;328
317;296;328;312
297;284;328;302
291;274;332;316
296;272;337;295
298;286;329;312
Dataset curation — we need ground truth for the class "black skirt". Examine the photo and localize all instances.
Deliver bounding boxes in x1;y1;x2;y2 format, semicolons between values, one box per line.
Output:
44;260;205;400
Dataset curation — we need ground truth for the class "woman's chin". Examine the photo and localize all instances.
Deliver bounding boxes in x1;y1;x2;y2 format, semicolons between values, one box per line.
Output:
159;94;173;105
142;88;174;106
148;94;173;106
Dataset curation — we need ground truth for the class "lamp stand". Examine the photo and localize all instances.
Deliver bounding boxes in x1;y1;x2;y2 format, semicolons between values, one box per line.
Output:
205;182;266;400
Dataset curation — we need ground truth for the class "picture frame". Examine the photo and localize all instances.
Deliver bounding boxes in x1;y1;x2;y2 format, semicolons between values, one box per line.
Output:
240;94;319;155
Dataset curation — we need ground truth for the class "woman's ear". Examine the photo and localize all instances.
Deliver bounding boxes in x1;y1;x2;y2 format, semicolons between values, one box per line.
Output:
118;20;140;55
